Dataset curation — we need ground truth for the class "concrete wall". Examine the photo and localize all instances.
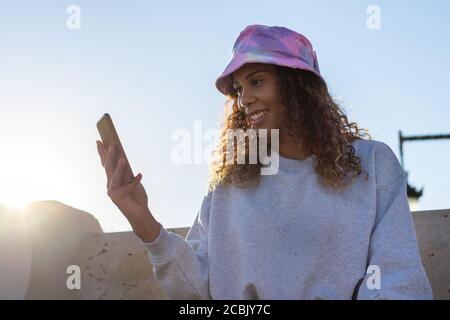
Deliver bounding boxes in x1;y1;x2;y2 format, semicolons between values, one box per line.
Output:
0;201;103;299
1;202;449;300
412;209;450;300
72;228;187;300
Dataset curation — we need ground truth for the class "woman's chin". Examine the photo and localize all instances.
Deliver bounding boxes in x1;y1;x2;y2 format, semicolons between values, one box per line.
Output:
251;121;274;132
250;119;269;130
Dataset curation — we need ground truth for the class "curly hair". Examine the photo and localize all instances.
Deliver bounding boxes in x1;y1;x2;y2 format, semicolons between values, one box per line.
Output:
208;65;371;192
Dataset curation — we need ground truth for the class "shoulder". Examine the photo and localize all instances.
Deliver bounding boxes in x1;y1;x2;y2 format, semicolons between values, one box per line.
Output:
351;138;405;186
351;139;399;164
351;138;395;158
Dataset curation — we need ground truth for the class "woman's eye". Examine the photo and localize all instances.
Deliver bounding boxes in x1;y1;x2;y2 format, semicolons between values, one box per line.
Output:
234;80;261;95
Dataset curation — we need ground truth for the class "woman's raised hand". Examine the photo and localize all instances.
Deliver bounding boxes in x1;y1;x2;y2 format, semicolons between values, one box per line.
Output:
96;140;161;242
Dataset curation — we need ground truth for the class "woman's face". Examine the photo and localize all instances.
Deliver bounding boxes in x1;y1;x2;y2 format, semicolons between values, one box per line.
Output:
232;63;285;131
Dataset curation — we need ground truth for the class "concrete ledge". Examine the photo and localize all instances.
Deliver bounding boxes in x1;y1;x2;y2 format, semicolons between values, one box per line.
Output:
1;202;449;299
74;228;188;300
412;209;450;300
72;210;450;300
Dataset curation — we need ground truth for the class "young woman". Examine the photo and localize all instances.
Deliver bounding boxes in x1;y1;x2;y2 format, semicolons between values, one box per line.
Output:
96;24;433;299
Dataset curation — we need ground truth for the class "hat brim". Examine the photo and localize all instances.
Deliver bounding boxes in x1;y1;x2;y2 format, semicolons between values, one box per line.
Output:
215;51;326;97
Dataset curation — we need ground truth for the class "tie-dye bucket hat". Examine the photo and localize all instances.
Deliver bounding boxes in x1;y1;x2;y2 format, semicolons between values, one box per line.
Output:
215;24;325;97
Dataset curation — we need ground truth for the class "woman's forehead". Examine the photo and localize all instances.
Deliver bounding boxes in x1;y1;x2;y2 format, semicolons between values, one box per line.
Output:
232;63;276;85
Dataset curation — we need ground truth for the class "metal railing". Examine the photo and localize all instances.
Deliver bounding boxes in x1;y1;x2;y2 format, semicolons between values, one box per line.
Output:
398;131;450;198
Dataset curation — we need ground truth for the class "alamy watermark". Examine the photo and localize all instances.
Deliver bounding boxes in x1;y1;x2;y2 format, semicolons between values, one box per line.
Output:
171;121;280;175
367;5;381;30
366;264;381;290
66;5;81;30
66;264;81;290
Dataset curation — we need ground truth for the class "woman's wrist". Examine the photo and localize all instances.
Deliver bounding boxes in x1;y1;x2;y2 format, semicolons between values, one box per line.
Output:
131;215;162;243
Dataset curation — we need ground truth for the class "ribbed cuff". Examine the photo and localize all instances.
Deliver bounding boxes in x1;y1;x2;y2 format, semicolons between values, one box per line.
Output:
142;225;182;263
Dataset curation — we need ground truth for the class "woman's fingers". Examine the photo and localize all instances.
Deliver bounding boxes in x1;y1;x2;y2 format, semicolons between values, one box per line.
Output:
105;143;117;178
117;174;142;198
109;157;126;188
96;140;106;167
108;173;143;205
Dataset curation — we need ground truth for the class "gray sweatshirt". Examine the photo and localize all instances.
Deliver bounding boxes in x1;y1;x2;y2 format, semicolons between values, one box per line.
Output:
143;139;433;300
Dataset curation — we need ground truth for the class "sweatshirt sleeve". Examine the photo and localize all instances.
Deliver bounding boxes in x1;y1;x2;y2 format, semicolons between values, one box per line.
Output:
356;143;433;300
142;191;212;300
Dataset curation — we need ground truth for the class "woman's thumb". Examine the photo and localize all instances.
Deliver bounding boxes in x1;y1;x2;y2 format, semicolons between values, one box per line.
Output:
131;173;142;188
120;173;142;195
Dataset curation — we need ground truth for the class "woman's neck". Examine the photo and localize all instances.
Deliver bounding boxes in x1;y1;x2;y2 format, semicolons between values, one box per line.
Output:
278;132;311;161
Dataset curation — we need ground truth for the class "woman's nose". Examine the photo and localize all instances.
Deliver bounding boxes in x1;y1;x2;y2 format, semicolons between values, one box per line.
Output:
238;88;256;109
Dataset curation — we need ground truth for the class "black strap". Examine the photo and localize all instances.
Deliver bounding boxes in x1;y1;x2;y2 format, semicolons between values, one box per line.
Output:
352;277;364;300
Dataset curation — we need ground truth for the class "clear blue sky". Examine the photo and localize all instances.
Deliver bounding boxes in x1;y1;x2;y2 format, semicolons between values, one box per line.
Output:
1;1;449;232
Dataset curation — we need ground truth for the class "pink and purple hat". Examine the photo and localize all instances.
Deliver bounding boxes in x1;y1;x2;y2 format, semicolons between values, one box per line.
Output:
215;24;325;97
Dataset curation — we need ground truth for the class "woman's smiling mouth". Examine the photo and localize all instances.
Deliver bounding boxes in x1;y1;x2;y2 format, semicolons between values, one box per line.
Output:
248;109;268;126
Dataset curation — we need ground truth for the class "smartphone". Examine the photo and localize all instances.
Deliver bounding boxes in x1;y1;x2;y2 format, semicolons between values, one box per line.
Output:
96;113;135;184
